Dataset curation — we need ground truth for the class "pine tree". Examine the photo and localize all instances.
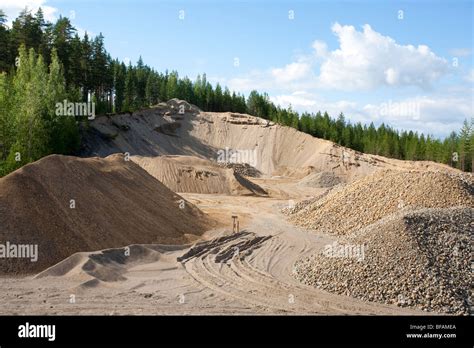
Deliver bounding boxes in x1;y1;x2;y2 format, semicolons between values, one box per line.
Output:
114;60;127;112
52;16;76;87
342;124;352;148
47;48;79;154
0;10;6;26
335;113;345;144
135;56;147;107
223;87;232;111
145;73;153;106
81;33;93;101
167;71;178;100
91;33;109;111
214;83;223;112
470;119;474;173
0;10;11;72
0;72;14;163
123;64;137;111
459;119;471;171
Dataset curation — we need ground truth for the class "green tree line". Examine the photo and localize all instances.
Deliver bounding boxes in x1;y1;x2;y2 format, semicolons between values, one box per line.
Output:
0;8;473;176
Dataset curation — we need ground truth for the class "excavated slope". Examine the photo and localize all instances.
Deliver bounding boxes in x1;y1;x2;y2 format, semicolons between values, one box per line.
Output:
131;155;267;196
81;100;458;181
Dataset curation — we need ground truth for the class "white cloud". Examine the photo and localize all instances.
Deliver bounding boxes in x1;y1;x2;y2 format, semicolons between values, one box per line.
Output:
270;91;371;124
271;91;318;108
317;23;449;90
271;61;312;83
226;69;275;93
312;40;328;58
1;0;58;25
226;23;450;94
214;23;470;137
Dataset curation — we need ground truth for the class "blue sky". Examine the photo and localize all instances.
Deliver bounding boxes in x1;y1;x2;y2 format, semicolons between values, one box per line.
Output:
3;0;473;137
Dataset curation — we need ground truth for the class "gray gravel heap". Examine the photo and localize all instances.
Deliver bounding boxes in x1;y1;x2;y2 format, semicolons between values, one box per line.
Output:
293;207;473;315
298;171;342;188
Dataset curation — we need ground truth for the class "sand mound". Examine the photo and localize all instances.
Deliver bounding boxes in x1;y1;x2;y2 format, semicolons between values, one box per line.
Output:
0;154;213;275
131;155;267;196
35;244;181;282
293;207;473;315
298;171;342;188
290;170;474;235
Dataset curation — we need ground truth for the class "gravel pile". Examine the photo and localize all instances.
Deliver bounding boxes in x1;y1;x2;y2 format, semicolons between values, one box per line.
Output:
281;196;321;215
298;171;342;188
217;162;262;177
281;188;340;215
293;207;473;315
290;170;474;236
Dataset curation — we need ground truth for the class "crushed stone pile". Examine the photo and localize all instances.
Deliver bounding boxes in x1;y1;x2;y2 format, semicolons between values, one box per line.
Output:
290;170;474;235
216;162;262;177
293;207;473;315
298;171;342;188
281;191;335;215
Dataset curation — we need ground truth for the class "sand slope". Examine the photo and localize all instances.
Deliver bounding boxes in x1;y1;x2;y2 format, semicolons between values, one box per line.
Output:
131;155;267;196
81;100;459;181
0;154;213;275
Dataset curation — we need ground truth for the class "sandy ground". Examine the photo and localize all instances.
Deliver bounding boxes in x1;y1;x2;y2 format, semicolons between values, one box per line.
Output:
0;178;427;315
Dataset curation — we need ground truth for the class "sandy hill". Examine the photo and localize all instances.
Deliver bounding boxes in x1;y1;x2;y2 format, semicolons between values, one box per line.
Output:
0;154;213;275
35;244;181;287
131;155;267;196
294;207;473;315
289;170;474;235
81;99;458;183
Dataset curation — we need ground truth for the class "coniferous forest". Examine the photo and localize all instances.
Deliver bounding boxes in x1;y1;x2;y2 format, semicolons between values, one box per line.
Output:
0;8;473;176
